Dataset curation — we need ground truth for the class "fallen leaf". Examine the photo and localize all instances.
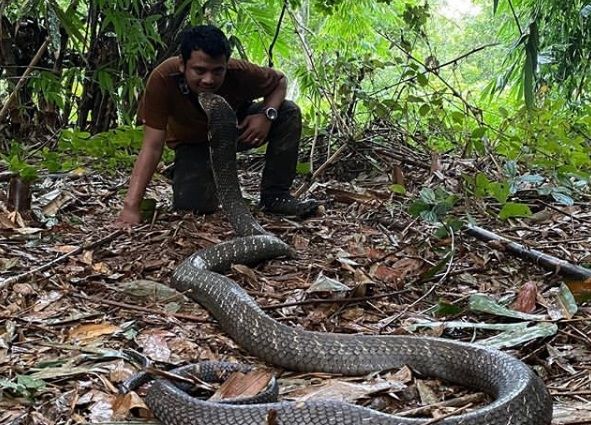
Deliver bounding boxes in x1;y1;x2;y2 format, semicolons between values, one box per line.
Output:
112;391;149;420
308;273;351;293
69;322;121;342
210;369;274;401
136;330;172;362
512;281;538;313
232;264;258;286
53;245;79;254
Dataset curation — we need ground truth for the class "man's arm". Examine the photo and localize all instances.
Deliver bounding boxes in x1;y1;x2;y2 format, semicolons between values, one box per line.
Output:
116;125;166;226
261;73;287;111
238;73;287;146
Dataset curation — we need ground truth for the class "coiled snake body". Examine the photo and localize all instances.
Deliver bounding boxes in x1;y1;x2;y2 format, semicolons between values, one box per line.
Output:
145;93;553;424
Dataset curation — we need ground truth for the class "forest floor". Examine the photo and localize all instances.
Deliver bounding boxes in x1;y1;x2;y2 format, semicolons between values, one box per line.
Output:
1;139;590;425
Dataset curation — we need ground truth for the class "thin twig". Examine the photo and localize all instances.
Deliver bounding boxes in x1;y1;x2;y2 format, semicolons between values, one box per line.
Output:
397;393;485;417
261;288;412;311
0;229;125;290
267;0;288;68
0;37;50;123
294;143;348;197
70;293;209;323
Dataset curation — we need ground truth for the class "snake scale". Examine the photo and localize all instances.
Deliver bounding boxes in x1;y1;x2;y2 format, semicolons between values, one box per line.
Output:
144;92;553;424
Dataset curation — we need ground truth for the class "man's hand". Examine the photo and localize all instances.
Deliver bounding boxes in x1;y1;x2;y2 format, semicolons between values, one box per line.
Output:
238;114;272;147
115;205;142;228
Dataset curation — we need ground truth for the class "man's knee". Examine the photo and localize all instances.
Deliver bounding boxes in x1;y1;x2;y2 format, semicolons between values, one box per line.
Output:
278;100;301;121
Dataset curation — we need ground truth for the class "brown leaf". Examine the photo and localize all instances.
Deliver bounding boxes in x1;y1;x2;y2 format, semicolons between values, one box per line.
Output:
210;369;274;401
69;322;121;342
111;392;149;420
393;164;405;185
53;245;79;254
292;234;309;250
370;264;402;285
136;330;172;362
232;264;258;286
512;281;538;313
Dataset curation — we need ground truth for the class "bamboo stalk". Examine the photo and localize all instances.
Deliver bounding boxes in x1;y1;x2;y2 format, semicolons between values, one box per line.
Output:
465;223;591;279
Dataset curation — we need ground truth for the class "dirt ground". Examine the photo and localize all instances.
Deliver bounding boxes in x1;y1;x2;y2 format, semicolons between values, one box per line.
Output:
1;148;590;424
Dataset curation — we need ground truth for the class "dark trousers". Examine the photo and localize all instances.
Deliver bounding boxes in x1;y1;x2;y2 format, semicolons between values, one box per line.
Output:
172;100;302;213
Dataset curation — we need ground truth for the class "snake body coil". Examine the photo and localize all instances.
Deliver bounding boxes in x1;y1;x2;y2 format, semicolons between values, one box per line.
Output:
145;92;553;425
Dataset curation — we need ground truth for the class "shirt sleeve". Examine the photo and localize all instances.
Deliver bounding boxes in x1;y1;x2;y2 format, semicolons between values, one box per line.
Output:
137;69;171;130
230;60;283;101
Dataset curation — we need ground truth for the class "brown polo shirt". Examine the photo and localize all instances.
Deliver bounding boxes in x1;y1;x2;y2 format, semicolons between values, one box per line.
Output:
137;56;282;147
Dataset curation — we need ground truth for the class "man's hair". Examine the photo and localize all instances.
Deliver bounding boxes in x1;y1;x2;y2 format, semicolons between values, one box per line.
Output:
180;25;232;62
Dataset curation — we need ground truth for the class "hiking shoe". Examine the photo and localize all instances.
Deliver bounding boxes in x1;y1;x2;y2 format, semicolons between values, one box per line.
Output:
259;193;319;219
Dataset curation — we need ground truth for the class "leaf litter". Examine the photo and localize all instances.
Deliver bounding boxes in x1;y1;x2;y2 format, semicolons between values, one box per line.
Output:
0;147;590;424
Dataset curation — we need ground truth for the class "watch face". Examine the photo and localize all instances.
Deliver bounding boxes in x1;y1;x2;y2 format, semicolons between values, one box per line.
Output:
265;107;278;120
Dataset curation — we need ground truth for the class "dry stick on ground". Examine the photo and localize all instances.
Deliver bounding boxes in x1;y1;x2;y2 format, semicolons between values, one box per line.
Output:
397;393;486;417
261;288;412;311
0;229;126;290
0;37;50;123
465;224;591;280
71;293;208;323
294;143;349;197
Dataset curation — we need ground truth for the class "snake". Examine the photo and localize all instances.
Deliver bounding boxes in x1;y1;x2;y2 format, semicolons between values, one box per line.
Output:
144;92;553;424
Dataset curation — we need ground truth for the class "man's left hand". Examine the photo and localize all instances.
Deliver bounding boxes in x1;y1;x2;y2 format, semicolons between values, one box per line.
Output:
238;114;271;147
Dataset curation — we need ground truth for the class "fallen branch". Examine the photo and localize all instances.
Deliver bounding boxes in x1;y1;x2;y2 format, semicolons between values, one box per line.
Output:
465;224;591;280
0;229;124;290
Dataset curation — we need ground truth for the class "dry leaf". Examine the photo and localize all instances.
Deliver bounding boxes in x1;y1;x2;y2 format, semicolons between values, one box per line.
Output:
136;331;172;362
292;235;309;250
512;281;538;313
370;264;400;284
53;245;79;254
69;322;121;341
81;250;94;265
210;369;274;401
112;392;149;420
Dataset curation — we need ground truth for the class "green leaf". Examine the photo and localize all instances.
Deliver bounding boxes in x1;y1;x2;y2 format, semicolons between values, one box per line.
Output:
488;181;510;204
388;184;406;194
419;188;437;204
416;73;429;86
418;103;431;116
16;375;46;391
471;127;487;139
420;209;439;223
433;299;463;317
551;192;574;206
498;202;533;220
409;200;429;217
474;173;490;197
469;294;545;320
296;162;311;175
451;111;465;124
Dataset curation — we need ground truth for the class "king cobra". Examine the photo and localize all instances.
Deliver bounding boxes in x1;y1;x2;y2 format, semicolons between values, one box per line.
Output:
144;92;553;424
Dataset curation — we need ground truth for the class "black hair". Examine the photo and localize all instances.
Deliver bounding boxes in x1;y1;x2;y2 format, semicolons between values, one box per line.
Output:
180;25;232;62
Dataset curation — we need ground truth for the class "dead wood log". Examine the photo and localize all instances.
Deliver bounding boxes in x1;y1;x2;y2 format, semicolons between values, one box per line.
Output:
465;223;591;280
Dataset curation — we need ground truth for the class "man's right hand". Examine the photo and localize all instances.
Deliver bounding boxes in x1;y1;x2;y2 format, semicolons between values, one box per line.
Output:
115;206;142;227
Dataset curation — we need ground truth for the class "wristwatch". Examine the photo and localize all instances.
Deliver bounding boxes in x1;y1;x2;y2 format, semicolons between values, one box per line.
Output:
262;106;279;121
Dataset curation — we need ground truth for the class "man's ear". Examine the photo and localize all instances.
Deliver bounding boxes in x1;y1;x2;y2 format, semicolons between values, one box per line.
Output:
178;55;184;73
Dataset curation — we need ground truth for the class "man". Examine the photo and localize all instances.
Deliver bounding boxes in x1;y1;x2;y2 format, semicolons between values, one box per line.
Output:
116;24;318;226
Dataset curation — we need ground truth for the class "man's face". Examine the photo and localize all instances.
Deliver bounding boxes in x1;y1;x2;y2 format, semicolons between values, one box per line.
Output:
180;49;227;93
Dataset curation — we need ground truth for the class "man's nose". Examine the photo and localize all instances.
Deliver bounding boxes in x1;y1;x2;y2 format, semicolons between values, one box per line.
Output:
202;73;214;85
